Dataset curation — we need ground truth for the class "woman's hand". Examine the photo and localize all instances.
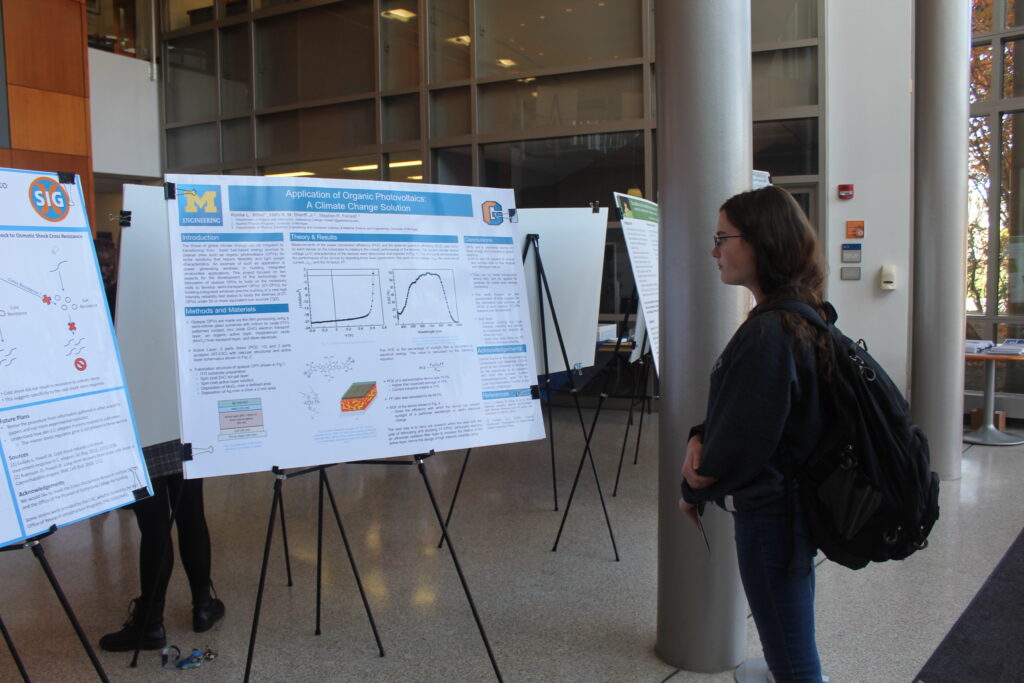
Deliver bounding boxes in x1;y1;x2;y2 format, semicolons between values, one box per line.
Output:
681;434;718;490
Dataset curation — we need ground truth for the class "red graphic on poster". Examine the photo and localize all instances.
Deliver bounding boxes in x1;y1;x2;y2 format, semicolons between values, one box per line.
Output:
68;322;77;332
42;295;51;304
74;357;87;371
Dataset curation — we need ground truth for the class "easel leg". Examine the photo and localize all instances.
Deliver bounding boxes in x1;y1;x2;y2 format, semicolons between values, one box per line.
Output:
417;456;503;682
613;365;643;496
243;477;282;683
131;480;184;668
545;391;558;510
316;469;325;636
30;541;109;682
438;448;472;549
278;485;294;587
321;470;385;656
632;359;653;465
0;614;30;682
552;395;620;561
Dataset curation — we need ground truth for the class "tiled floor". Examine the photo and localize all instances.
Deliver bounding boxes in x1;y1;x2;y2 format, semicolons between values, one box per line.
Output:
1;407;1021;682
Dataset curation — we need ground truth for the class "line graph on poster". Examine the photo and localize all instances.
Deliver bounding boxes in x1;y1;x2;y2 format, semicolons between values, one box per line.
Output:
389;268;461;327
302;268;386;332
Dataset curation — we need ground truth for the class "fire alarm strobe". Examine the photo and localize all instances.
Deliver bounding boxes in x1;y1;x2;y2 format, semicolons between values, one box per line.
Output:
838;184;854;200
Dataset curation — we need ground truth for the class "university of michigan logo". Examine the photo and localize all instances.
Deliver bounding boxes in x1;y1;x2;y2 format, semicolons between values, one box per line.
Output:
481;200;503;225
177;185;223;226
28;177;70;222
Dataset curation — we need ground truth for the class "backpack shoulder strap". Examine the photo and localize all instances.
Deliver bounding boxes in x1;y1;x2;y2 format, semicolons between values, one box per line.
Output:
756;299;836;331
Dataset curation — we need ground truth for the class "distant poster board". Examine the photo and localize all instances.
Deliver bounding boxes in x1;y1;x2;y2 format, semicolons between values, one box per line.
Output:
613;192;660;375
0;169;147;547
517;208;607;374
117;185;182;447
165;174;545;478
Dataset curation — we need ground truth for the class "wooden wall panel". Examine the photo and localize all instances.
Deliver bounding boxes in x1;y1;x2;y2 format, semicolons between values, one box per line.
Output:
10;150;95;229
2;0;94;229
2;0;87;96
8;86;89;155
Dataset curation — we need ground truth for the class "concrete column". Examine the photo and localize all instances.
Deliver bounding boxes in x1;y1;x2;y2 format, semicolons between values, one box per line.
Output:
912;0;969;480
654;0;751;672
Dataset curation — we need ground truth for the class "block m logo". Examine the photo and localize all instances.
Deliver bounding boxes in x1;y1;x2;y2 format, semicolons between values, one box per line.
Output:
177;184;224;226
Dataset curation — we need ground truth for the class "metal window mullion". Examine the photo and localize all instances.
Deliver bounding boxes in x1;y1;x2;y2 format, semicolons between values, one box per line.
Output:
990;111;1004;318
248;17;257;170
373;0;384;180
468;0;479;186
815;0;825;233
214;23;225;170
418;0;430;181
641;0;653;200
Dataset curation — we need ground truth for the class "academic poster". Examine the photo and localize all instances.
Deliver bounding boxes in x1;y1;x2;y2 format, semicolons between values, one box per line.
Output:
614;193;660;374
0;169;148;547
166;174;546;478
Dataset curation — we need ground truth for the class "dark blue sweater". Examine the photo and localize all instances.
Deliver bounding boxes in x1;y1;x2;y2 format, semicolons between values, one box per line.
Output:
681;310;824;513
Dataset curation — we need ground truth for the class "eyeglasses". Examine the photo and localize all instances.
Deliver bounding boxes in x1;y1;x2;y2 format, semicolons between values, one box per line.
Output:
713;233;743;248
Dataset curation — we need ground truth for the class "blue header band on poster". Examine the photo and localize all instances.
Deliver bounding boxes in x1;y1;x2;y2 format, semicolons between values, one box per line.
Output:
229;186;474;216
184;304;289;316
477;345;528;355
181;233;283;242
482;388;533;400
464;236;514;244
289;233;457;243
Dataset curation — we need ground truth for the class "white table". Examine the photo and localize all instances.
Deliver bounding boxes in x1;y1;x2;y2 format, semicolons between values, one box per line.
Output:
964;353;1024;446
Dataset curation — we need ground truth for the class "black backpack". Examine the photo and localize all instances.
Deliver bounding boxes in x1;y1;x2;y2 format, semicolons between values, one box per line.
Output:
760;299;940;570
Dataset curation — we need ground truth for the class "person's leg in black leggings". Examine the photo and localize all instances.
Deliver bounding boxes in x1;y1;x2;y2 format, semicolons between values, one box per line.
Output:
165;474;212;605
99;476;174;651
133;475;175;622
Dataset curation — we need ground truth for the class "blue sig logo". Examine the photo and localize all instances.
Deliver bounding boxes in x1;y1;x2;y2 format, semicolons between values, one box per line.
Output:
482;200;504;225
28;177;70;222
178;185;223;226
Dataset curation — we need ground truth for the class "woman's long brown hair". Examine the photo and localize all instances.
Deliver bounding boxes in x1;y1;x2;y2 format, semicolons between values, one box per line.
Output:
720;185;832;376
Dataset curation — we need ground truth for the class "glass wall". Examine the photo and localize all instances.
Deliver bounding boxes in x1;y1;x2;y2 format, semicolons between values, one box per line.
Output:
161;0;823;202
969;0;1024;392
159;0;825;317
482;132;645;208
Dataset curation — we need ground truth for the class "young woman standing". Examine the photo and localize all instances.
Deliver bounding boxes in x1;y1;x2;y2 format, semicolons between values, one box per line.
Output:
680;185;829;682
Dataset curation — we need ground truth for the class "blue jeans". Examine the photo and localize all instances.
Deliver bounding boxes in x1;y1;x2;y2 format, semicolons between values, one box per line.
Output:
733;510;822;683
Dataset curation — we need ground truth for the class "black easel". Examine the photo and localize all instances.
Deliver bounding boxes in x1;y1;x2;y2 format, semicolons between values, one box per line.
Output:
243;464;383;683
523;230;619;560
438;448;472;549
549;288;642;557
433;226;620;560
612;336;656;497
352;451;503;682
0;613;29;682
0;527;109;682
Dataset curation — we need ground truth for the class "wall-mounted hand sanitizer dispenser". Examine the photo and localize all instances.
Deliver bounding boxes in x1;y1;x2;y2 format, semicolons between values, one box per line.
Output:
880;265;896;290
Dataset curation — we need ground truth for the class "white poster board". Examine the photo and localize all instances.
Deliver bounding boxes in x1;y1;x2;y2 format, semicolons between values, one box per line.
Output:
0;169;147;546
517;208;607;374
117;185;181;447
614;193;660;375
166;174;545;479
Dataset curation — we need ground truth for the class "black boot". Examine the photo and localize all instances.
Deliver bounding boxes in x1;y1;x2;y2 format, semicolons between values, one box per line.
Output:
99;597;166;652
192;597;225;633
